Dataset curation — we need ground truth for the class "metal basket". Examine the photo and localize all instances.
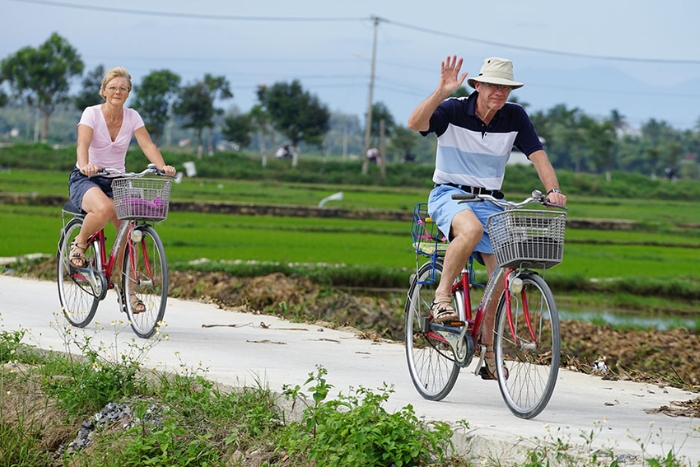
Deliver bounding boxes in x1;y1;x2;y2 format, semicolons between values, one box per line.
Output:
487;209;566;269
411;203;448;257
112;177;172;221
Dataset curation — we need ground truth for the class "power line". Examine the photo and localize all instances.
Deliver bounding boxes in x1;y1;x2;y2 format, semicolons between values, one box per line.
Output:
382;18;700;65
9;0;700;64
8;0;364;21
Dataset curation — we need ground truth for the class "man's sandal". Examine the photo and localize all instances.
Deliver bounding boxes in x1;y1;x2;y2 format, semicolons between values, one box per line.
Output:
480;354;509;380
69;241;88;268
431;296;458;323
130;294;146;314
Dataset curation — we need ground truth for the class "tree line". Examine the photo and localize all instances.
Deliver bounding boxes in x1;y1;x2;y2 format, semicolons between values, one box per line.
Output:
1;33;699;180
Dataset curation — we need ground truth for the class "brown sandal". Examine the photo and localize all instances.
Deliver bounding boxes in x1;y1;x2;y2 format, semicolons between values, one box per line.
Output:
130;294;146;314
431;296;458;323
69;241;88;268
480;354;509;380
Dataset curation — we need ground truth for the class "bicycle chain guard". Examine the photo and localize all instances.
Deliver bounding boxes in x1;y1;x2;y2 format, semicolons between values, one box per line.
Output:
428;320;475;367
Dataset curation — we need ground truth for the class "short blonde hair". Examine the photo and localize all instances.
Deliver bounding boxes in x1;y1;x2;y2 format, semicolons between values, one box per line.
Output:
100;67;132;99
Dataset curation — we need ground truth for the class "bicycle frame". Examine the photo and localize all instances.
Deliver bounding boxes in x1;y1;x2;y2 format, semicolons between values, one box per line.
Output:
430;260;543;371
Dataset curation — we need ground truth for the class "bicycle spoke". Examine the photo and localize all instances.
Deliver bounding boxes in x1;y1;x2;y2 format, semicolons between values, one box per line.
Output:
57;219;100;327
495;273;560;419
123;226;168;338
405;261;460;401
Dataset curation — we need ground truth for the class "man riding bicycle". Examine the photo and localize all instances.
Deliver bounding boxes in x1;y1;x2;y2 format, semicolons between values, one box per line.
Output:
407;55;567;378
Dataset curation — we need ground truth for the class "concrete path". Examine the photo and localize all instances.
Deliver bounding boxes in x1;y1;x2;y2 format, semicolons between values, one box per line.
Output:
1;275;698;465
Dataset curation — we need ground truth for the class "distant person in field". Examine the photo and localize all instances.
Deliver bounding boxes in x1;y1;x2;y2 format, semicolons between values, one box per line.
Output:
407;55;567;379
67;67;175;310
275;144;292;159
366;147;379;164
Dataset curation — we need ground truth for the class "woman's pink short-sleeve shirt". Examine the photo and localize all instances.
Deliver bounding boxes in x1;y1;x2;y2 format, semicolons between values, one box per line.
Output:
78;104;145;172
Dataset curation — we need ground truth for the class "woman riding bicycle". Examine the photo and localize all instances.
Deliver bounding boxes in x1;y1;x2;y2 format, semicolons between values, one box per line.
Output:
407;55;567;379
67;66;176;312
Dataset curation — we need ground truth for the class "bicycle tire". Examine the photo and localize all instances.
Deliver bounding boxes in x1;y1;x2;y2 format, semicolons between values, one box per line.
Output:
56;218;101;327
494;271;560;419
405;260;460;401
122;225;168;338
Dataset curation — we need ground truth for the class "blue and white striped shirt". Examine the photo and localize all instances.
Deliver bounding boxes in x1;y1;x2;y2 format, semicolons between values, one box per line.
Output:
421;93;543;190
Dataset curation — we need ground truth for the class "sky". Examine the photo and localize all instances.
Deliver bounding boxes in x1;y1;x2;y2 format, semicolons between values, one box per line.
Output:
2;0;700;131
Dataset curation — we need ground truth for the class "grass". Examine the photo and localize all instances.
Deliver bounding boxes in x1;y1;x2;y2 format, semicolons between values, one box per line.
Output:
2;325;697;466
0;327;459;466
4;169;700;226
2;204;699;281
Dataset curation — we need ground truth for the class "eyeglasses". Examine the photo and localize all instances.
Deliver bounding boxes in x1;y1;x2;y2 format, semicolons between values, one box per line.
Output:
106;86;129;94
480;82;513;92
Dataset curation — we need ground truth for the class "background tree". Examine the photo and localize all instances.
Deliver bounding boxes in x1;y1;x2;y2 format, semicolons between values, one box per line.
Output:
388;125;420;162
73;64;104;111
0;32;84;141
449;86;470;98
584;117;617;181
132;69;180;146
322;112;362;159
368;101;395;146
248;102;275;155
221;111;254;149
173;74;232;157
256;80;330;166
0;71;8;108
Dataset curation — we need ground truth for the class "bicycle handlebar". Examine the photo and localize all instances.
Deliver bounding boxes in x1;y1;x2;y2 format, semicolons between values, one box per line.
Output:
452;190;567;210
90;163;176;179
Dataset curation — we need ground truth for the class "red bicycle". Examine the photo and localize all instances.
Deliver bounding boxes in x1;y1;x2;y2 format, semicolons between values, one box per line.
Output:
405;190;567;419
57;164;173;338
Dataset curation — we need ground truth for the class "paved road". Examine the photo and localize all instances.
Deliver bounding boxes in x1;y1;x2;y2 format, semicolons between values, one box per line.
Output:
1;275;698;465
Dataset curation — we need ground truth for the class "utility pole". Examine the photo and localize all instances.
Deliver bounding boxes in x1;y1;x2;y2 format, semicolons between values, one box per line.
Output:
362;15;380;175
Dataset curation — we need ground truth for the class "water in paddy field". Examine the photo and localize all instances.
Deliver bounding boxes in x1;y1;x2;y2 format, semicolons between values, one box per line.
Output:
559;308;699;331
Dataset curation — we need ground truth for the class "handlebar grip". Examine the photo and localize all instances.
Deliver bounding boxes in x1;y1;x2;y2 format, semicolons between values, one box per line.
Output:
544;202;568;210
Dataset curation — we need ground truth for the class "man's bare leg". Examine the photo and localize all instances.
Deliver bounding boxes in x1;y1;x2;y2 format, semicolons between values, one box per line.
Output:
432;210;484;321
480;253;506;379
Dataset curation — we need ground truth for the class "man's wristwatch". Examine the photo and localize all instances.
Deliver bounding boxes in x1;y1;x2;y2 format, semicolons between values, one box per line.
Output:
547;188;562;195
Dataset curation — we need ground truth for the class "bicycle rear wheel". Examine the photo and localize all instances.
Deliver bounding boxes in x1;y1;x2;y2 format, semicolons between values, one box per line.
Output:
122;225;168;338
57;218;101;327
494;271;560;419
405;260;460;401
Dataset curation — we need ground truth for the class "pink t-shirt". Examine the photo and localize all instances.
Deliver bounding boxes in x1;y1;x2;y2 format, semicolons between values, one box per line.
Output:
77;104;145;172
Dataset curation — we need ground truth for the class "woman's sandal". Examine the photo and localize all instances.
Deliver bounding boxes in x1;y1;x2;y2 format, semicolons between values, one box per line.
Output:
130;294;146;314
69;241;88;268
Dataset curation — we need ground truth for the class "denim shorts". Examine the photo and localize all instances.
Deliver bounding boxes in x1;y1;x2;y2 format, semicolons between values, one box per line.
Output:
68;167;114;211
427;184;505;263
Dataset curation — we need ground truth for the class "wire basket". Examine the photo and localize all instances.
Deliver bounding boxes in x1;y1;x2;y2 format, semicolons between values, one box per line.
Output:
487;209;566;269
112;177;172;221
411;203;448;257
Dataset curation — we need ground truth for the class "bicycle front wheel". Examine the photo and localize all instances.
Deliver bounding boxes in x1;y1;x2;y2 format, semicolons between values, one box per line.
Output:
122;225;168;339
56;218;100;327
405;260;460;401
494;271;560;419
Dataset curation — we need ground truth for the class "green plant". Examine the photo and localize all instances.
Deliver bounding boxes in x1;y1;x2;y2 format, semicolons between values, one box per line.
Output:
39;318;158;415
633;422;700;467
281;365;453;466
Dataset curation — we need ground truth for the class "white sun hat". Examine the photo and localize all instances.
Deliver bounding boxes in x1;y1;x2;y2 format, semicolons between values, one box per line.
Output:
467;57;524;89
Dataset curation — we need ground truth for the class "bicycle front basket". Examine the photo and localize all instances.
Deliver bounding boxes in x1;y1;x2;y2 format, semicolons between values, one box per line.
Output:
487;209;566;269
112;177;172;221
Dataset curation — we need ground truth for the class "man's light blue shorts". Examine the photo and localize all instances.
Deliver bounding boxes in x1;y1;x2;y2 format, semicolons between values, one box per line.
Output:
427;184;505;263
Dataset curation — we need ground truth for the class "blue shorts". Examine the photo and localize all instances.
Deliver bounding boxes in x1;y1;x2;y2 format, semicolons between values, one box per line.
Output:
68;167;114;211
428;185;505;264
